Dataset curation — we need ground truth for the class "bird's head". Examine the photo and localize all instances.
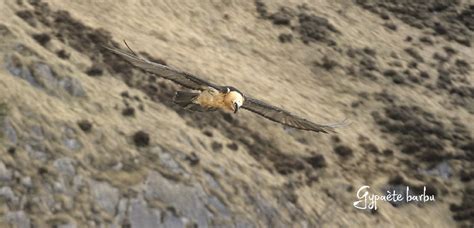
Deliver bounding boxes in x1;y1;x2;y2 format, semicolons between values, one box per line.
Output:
224;87;244;113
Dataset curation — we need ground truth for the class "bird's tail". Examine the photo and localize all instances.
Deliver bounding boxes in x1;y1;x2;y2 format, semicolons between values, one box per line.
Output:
173;91;200;107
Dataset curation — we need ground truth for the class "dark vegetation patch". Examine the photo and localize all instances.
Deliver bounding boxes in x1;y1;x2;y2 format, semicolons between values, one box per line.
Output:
17;0;323;179
278;33;293;43
184;152;200;166
330;135;341;144
77;119;92;132
404;47;424;63
382;69;404;84
407;61;417;69
383;149;394;156
371;101;472;164
304;154;327;169
373;91;397;105
458;5;474;31
383;22;397;31
255;0;269;18
202;130;213;137
443;46;457;55
345;47;380;80
211;141;223;153
355;0;473;47
360;142;380;154
32;33;51;46
433;62;474;112
85;64;104;76
419;36;434;45
298;13;339;45
450;183;474;224
372;105;445;161
254;1;339;46
16;10;37;27
133;130;150;147
0;24;13;37
419;71;430;79
333;145;353;158
269;7;293;25
227;142;238;151
122;107;135;117
38;167;48;175
425;42;474;111
7;147;16;156
317;56;339;71
454;59;471;74
56;49;70;59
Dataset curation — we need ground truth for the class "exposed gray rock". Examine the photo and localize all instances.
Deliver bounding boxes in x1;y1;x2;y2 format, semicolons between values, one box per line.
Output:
207;196;231;219
5;55;85;97
25;142;48;161
30;125;44;140
63;127;82;151
252;194;282;227
4;54;38;87
73;175;85;192
162;211;188;228
0;186;19;205
150;146;164;154
128;197;161;228
0;161;12;182
113;198;128;227
421;161;452;179
56;222;77;228
60;77;86;97
53;181;66;193
64;127;76;138
89;180;119;215
38;189;56;211
204;172;221;190
235;219;256;228
112;162;123;171
4;211;31;228
21;176;32;188
3;118;17;144
31;63;58;90
24;126;51;161
158;152;184;174
61;195;74;210
63;138;82;151
53;157;77;177
144;171;211;227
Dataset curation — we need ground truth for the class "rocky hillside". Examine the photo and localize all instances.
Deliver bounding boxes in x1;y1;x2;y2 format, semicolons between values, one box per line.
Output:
0;0;473;227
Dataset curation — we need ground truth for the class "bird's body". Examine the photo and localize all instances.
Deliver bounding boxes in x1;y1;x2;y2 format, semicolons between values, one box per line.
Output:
105;42;348;133
175;87;245;113
195;88;227;110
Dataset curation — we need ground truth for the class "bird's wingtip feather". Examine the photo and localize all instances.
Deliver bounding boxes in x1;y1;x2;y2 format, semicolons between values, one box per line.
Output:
321;117;351;133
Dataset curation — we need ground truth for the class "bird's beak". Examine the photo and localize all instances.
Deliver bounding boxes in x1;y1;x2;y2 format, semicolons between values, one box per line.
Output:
234;103;239;113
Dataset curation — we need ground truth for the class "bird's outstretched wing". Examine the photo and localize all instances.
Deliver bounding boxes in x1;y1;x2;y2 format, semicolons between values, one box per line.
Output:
104;43;223;91
242;97;349;133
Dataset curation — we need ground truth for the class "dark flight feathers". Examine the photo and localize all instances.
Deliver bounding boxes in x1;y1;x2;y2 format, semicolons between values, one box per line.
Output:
106;43;348;133
242;97;348;133
104;45;223;91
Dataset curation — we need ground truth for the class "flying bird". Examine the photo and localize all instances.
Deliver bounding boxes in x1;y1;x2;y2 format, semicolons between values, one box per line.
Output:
105;42;348;133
